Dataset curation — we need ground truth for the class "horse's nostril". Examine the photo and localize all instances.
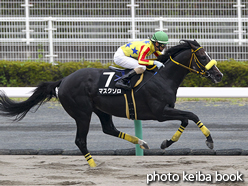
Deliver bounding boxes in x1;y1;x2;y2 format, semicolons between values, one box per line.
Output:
216;72;223;78
215;73;223;82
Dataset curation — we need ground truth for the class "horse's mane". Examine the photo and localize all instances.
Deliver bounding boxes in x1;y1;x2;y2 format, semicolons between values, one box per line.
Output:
157;40;201;63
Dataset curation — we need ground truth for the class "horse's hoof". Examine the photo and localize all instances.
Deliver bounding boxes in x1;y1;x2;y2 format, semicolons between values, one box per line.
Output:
160;139;174;149
138;140;149;149
205;140;214;149
206;135;214;149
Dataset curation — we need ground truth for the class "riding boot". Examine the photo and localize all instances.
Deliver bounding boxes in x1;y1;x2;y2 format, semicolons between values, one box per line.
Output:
115;70;137;90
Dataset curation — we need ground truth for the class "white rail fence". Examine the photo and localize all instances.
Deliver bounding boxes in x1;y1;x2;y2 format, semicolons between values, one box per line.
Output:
1;87;248;98
0;0;247;63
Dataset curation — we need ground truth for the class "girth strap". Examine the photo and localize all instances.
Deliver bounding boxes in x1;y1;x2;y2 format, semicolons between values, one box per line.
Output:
124;89;137;120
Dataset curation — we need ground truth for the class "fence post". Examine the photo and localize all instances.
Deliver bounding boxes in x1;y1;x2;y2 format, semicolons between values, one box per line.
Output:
134;120;143;156
233;0;246;46
127;0;139;40
21;0;34;45
127;0;143;156
44;17;58;64
154;17;168;32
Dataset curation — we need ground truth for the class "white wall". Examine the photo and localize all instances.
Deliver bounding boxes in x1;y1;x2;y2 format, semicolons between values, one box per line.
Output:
1;87;248;98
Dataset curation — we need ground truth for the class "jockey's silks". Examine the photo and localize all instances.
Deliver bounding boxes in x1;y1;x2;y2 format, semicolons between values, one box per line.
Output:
120;39;161;66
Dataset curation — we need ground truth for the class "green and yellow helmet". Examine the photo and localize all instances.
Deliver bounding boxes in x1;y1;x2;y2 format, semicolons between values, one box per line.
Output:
151;31;169;45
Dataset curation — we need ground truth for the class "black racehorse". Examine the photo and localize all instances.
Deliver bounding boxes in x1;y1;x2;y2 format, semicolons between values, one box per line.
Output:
0;40;223;167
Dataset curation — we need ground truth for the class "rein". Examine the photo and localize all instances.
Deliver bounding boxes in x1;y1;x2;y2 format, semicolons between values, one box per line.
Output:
169;47;217;76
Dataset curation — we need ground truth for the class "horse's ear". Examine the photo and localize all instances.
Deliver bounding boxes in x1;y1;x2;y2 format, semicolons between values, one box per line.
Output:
189;42;198;50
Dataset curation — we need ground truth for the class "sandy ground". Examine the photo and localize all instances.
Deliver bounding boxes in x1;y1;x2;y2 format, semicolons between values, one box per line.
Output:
0;155;247;186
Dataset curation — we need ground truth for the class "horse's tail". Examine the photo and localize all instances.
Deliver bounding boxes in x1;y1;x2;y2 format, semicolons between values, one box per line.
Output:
0;80;62;121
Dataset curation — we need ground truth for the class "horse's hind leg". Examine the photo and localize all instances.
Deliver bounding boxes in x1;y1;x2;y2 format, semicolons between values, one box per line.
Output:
75;116;96;167
94;109;149;149
59;94;96;167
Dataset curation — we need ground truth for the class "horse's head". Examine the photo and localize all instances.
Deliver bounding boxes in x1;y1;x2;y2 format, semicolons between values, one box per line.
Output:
186;40;223;83
159;40;223;83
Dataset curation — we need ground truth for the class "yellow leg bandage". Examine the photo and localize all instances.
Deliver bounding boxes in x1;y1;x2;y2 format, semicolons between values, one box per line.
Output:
197;121;210;137
85;153;96;167
118;132;139;144
171;125;185;142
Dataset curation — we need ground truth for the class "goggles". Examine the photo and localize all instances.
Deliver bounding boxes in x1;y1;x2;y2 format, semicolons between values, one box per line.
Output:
159;43;166;48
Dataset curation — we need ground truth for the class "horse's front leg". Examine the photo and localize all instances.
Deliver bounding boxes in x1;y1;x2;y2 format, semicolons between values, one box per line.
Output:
160;118;188;149
159;106;214;150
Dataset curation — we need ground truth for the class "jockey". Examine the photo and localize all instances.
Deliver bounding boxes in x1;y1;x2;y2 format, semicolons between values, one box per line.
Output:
114;31;169;90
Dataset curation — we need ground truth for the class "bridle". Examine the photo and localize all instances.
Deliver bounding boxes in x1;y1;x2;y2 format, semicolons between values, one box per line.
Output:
139;46;217;93
169;47;217;76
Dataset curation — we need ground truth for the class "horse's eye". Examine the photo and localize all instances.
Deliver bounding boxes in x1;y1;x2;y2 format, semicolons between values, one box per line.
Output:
201;56;207;60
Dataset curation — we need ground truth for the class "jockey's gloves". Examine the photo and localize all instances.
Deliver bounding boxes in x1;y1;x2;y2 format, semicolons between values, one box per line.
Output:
154;60;165;69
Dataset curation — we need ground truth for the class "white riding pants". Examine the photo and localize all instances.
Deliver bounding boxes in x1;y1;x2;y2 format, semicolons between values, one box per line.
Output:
114;47;146;71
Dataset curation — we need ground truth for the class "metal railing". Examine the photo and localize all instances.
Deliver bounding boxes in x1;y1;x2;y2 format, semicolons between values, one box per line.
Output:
0;0;247;63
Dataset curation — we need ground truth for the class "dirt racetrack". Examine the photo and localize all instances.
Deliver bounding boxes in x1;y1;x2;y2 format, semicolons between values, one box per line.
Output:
0;155;247;186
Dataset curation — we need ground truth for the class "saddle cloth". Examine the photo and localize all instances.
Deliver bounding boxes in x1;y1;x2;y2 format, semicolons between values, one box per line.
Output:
98;68;143;95
98;66;156;120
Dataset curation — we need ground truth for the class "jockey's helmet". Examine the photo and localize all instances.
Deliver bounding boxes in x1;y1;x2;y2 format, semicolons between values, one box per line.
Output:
151;31;169;45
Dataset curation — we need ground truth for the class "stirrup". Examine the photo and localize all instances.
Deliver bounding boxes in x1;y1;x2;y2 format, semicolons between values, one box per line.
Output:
115;80;131;90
